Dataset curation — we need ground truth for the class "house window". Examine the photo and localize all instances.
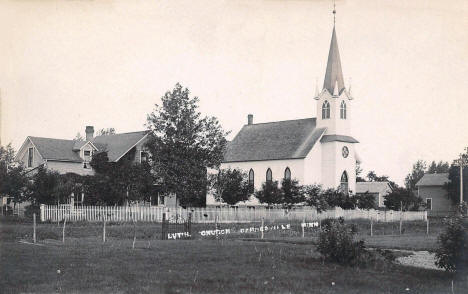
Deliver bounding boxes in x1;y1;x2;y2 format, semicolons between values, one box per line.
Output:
248;169;254;189
159;195;165;206
426;198;432;210
266;168;272;182
28;147;34;167
322;101;330;119
84;150;91;156
340;171;348;194
340;101;347;119
284;167;291;180
140;151;149;163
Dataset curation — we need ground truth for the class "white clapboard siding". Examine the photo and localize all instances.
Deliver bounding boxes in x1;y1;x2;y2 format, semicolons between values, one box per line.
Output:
39;204;427;223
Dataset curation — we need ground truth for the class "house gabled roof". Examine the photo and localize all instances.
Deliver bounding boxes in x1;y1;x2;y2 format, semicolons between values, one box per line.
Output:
223;118;326;163
28;137;82;162
92;131;148;162
416;173;449;187
17;131;148;163
356;182;393;194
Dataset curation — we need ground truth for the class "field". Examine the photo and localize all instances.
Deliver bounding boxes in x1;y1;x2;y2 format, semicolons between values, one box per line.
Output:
0;217;465;293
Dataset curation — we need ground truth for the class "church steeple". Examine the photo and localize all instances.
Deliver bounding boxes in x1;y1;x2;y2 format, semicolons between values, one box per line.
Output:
323;26;345;95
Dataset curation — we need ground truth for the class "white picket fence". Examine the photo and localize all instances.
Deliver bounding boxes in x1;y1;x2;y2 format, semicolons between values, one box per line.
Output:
40;204;427;223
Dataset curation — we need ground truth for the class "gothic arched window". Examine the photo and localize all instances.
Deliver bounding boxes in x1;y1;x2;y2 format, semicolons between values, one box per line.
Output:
340;171;349;194
284;167;291;180
249;169;254;189
322;101;330;119
340;101;347;119
266;168;272;182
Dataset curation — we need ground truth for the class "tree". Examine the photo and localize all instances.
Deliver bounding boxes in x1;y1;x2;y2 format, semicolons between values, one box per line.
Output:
322;188;356;210
210;168;250;205
428;161;450;174
366;170;389;182
354;192;377;210
303;184;329;212
255;181;282;206
88;151;154;205
280;178;304;208
356;162;365;182
435;216;468;272
73;132;84;141
146;83;228;207
27;166;61;206
97;128;116;136
383;186;424;211
404;160;426;191
0;144;29;206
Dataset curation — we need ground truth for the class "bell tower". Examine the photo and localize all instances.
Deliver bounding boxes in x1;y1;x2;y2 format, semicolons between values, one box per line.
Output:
315;6;357;194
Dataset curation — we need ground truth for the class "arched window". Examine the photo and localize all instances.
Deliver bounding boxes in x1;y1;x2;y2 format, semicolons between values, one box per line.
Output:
266;168;272;182
340;171;349;194
322;101;330;119
340;101;347;119
284;167;291;180
249;169;254;189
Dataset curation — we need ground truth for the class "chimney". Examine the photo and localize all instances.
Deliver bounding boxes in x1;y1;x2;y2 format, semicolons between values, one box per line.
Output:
85;126;94;141
247;114;253;125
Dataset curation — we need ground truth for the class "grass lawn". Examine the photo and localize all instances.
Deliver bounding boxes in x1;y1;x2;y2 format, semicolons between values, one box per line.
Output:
1;220;465;293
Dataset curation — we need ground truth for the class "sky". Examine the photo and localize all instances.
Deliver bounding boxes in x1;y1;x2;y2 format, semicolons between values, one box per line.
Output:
0;0;467;185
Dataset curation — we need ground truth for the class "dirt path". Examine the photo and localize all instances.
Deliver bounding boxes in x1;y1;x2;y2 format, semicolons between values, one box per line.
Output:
395;250;442;271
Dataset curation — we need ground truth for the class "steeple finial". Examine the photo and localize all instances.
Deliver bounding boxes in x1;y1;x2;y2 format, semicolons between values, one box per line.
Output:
333;0;336;25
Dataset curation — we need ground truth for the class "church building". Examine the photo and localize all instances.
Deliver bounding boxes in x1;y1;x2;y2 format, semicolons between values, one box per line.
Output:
208;22;359;206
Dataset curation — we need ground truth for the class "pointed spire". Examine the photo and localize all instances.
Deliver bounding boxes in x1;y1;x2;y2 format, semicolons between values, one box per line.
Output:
323;26;345;95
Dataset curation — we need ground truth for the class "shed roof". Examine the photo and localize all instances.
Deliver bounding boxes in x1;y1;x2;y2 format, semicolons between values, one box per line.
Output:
416;173;449;187
356;182;393;194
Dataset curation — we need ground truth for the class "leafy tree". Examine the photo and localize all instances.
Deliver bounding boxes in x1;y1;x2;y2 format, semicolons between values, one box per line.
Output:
280;178;304;208
404;160;426;191
445;161;468;205
73;132;84;141
322;188;356;210
383;186;423;211
366;170;390;182
255;181;282;206
97;128;116;136
354;192;377;210
0;144;29;206
435;216;468;272
27;166;61;206
88;151;154;205
356;162;365;182
428;160;450;174
146;83;228;207
303;184;329;212
210;168;250;205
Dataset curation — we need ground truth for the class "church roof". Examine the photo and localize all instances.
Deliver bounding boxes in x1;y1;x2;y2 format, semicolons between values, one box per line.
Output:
223;118;326;163
323;27;345;95
321;135;359;144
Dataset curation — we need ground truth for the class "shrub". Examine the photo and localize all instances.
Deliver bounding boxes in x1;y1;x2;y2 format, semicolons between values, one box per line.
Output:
435;217;468;272
317;218;370;266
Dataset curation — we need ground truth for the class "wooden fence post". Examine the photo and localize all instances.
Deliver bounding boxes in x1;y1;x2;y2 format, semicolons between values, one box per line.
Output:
33;213;36;244
162;213;166;240
132;219;136;249
261;217;264;239
62;217;67;243
426;218;429;236
370;217;373;236
399;203;403;235
302;216;305;238
102;216;106;243
215;215;219;240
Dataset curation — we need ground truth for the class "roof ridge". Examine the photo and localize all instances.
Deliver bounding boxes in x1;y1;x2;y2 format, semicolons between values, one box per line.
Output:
94;130;147;137
244;117;316;127
29;136;75;142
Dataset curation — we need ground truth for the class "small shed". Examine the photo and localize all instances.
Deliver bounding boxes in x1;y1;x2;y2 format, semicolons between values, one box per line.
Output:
356;182;393;208
416;173;454;216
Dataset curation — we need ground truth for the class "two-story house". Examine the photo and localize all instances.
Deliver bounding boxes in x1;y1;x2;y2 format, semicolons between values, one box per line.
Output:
15;126;177;207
